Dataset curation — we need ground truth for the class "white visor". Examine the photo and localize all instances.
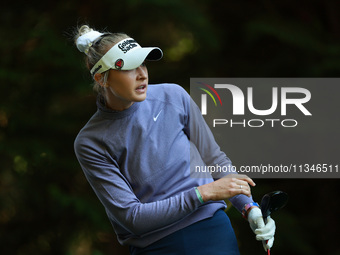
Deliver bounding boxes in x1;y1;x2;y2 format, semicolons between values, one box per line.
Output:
90;38;163;75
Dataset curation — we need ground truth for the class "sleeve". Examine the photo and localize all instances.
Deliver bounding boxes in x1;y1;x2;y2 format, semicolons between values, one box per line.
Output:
181;87;255;212
74;136;202;237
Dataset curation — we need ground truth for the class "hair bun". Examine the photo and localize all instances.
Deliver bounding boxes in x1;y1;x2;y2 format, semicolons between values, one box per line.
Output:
75;25;103;54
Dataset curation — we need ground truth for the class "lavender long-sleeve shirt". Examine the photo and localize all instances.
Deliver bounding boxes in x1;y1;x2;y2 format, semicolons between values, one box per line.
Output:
74;84;254;247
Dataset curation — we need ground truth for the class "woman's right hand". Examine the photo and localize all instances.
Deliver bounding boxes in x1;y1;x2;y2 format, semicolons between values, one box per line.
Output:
197;174;256;202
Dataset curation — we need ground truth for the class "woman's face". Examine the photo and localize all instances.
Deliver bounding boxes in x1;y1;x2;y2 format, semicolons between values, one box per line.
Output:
104;63;149;111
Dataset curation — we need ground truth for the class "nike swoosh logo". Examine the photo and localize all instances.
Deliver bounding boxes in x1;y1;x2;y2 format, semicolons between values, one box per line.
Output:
153;110;163;121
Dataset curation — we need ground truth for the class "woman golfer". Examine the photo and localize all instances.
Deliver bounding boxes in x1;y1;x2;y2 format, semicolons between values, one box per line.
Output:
74;25;276;255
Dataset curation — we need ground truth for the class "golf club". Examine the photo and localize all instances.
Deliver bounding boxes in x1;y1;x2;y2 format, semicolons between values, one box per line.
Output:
260;191;288;255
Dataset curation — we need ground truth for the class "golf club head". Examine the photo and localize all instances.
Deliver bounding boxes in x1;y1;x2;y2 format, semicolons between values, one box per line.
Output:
261;191;288;219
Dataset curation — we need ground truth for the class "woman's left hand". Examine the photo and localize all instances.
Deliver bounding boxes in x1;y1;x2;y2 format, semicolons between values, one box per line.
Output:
197;174;255;201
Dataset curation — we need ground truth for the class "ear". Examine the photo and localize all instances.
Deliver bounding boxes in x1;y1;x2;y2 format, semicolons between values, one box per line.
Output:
94;73;106;87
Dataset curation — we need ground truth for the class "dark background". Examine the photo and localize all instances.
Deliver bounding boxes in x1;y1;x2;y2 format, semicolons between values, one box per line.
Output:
1;1;339;254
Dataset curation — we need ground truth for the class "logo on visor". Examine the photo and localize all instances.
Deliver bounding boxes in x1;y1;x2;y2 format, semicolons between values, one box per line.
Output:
115;59;124;69
91;65;102;76
118;39;138;53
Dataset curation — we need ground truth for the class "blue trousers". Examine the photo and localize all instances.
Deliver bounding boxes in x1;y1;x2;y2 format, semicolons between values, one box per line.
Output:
129;209;240;255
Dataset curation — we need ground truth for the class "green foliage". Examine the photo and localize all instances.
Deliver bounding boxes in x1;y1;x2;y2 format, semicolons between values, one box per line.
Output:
0;0;339;254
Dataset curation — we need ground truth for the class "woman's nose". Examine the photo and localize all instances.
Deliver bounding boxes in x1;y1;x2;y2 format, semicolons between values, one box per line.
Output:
137;65;148;79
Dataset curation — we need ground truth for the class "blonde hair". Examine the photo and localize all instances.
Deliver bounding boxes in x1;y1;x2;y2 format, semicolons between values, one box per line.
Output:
74;25;129;94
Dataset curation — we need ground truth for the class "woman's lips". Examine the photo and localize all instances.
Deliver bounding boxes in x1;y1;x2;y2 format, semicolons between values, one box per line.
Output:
136;84;147;93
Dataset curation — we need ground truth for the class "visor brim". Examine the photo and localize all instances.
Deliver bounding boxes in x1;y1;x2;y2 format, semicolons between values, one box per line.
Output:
120;47;163;70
